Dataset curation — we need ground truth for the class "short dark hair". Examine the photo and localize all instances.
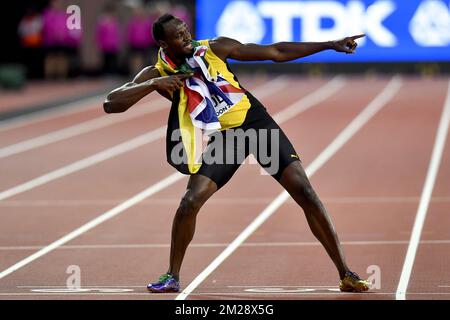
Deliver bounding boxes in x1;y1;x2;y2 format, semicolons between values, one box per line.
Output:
152;13;176;43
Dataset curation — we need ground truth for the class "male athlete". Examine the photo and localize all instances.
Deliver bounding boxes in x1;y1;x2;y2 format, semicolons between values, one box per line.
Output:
104;14;370;293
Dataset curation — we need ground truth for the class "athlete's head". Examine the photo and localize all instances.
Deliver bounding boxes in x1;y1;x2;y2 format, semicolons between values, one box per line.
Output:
152;14;193;58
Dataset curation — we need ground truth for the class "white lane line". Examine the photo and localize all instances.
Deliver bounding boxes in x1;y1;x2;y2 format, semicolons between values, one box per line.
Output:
3;196;450;207
7;239;450;251
249;75;289;98
0;126;166;201
0;95;105;133
396;79;450;301
0;77;287;159
0;75;279;134
0;98;165;159
227;285;338;288
185;291;450;296
0;79;288;201
17;285;143;288
273;76;345;123
0;292;448;296
0;77;321;203
0;77;339;279
0;291;423;296
176;76;403;300
0;172;184;280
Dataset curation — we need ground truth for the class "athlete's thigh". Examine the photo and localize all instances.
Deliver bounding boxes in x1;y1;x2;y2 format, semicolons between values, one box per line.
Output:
250;110;300;181
195;129;248;190
186;174;218;196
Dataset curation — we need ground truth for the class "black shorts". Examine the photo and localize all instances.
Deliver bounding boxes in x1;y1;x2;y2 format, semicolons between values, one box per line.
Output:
196;91;300;189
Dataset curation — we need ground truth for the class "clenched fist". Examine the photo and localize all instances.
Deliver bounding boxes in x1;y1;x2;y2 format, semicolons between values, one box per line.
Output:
149;73;193;95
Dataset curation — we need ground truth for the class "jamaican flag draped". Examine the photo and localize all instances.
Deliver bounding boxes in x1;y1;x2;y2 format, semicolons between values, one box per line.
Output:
155;41;245;174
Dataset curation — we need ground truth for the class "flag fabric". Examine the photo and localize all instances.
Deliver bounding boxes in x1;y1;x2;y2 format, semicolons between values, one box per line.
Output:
156;42;245;174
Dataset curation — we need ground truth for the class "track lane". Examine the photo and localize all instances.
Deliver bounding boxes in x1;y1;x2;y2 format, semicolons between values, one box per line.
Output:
0;77;380;299
406;79;450;299
0;77;271;189
0;77;328;295
7;76;445;300
0;107;169;190
0;76;263;142
191;77;448;300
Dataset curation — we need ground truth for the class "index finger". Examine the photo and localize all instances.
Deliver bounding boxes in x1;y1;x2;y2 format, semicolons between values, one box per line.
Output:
350;34;366;40
175;73;194;79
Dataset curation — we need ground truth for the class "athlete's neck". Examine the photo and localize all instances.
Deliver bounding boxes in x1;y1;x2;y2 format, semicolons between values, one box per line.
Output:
164;51;185;67
171;56;185;67
165;47;195;67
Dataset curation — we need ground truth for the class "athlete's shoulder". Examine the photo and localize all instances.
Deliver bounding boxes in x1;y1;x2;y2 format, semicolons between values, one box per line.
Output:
207;37;242;61
208;37;241;49
197;39;210;47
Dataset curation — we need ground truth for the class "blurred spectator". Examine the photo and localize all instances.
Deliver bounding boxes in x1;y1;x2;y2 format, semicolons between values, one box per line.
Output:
18;5;44;78
153;1;172;17
42;0;69;79
65;14;83;78
126;3;156;75
96;2;121;75
171;3;192;30
150;1;193;39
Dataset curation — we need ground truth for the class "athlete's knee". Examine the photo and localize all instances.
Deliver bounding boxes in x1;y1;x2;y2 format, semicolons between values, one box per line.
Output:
298;184;320;209
285;169;321;209
179;193;201;214
178;187;213;216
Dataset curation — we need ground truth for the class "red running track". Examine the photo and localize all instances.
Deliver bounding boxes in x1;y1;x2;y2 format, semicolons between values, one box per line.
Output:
0;75;449;300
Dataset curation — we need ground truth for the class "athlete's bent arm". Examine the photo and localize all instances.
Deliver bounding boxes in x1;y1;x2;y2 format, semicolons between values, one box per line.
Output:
103;66;191;114
210;35;365;62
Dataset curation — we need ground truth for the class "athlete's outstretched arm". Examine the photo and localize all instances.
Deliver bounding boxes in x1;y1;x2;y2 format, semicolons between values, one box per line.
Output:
103;66;191;114
210;35;365;62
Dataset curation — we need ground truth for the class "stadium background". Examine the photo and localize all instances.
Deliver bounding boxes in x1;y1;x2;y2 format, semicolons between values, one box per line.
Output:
1;0;449;90
0;0;450;301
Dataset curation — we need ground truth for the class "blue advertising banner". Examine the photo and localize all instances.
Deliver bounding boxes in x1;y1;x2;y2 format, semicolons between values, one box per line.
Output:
195;0;450;62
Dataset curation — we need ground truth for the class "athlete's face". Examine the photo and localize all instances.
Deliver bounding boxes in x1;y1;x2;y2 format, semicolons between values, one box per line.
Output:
160;19;193;58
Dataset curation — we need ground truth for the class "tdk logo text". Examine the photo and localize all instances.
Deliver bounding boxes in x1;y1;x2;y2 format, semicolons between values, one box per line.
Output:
214;0;450;47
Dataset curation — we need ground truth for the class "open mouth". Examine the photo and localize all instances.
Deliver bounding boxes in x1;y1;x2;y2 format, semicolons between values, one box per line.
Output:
184;41;193;49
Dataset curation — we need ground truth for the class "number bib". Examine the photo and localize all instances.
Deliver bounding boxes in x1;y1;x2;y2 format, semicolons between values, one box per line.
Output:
212;94;233;118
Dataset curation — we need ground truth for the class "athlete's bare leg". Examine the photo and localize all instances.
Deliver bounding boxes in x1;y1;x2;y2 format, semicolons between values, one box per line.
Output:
278;161;350;279
168;174;217;280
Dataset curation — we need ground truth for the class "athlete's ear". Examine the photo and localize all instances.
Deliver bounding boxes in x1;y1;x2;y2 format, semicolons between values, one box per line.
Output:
159;40;168;50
